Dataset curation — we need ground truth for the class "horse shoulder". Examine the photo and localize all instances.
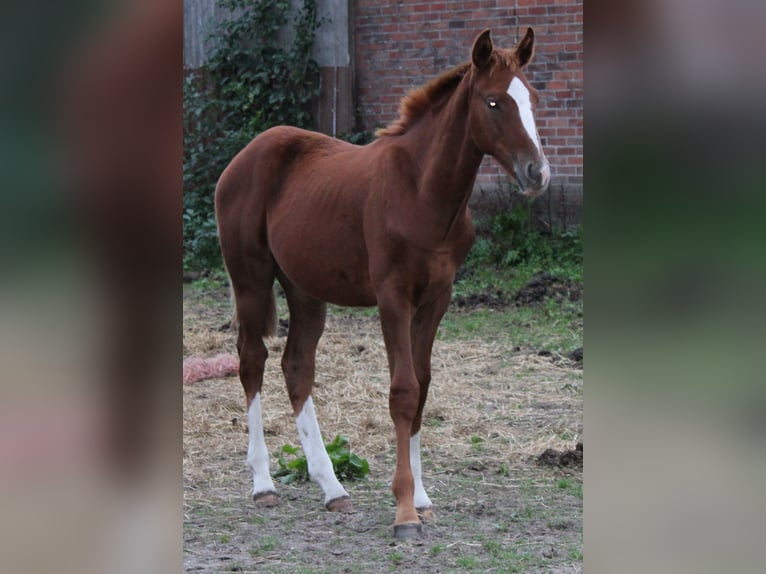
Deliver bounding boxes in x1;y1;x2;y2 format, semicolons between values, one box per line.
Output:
371;143;419;202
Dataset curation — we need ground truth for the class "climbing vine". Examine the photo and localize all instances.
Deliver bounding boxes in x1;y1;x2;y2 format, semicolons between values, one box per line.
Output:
183;0;322;270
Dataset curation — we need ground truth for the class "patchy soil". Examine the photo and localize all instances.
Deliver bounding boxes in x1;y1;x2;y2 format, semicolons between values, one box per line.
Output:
537;442;583;469
451;272;582;312
452;290;510;310
184;281;582;573
512;272;582;307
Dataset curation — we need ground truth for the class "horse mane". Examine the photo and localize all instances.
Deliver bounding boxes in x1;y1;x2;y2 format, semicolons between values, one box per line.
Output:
375;49;519;138
375;62;472;137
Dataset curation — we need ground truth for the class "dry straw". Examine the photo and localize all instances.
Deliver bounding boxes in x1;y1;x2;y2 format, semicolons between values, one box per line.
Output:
183;293;582;498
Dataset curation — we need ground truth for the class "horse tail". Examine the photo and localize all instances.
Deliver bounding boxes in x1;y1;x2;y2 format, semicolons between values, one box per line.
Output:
228;281;239;331
263;287;277;338
215;137;278;341
226;281;277;340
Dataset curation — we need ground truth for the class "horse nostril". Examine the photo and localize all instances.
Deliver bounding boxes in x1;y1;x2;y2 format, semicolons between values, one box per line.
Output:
526;162;541;182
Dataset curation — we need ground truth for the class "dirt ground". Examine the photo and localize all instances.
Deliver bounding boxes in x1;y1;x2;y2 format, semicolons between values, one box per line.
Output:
183;282;582;573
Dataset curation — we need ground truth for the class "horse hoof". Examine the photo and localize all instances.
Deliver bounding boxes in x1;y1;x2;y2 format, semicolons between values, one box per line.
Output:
253;491;279;507
326;495;355;513
417;507;435;522
393;521;423;540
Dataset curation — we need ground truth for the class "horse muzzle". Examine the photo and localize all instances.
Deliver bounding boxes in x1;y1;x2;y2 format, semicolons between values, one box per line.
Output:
517;160;551;197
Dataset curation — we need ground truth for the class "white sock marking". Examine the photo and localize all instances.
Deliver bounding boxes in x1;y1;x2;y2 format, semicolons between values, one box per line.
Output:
410;432;433;509
247;393;277;496
507;76;543;155
295;396;349;504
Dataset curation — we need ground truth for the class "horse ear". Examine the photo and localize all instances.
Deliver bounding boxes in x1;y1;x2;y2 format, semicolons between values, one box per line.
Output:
515;27;535;67
471;29;493;70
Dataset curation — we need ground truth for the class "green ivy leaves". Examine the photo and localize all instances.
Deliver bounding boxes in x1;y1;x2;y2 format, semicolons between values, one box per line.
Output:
183;0;322;271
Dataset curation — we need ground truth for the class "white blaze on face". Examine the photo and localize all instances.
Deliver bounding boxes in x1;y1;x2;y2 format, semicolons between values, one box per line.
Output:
295;396;349;504
507;76;543;156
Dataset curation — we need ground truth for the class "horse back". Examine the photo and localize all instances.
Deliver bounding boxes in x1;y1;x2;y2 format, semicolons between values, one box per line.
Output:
216;126;347;238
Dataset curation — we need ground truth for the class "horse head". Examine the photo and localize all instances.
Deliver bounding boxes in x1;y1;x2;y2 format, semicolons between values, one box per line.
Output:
468;28;551;197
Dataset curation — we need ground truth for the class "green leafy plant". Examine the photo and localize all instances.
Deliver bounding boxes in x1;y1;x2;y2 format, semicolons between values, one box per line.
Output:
273;443;309;485
325;435;370;481
272;434;369;484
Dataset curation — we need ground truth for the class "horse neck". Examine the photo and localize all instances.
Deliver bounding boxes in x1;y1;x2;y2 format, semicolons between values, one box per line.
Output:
405;78;483;240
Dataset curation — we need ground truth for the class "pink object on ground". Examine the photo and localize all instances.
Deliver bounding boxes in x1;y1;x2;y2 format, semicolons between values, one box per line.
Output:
183;353;239;384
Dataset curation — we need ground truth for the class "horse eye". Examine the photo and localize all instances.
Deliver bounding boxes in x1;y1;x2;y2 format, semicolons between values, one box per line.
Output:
487;98;498;109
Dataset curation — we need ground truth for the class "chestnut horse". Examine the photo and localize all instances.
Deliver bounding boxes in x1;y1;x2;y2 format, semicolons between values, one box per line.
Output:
215;28;550;538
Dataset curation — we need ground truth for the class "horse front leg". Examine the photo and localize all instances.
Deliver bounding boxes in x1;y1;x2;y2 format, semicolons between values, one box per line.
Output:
409;286;452;522
378;294;422;539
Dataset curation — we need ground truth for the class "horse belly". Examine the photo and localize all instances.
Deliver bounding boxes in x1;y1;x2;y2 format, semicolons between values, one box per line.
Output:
270;215;376;307
263;138;377;306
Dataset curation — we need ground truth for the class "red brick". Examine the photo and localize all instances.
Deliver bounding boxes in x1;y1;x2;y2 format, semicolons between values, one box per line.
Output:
354;0;582;190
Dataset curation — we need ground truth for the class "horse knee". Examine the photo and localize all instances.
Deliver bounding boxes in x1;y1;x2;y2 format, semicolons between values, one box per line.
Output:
243;340;268;363
280;353;300;379
414;364;431;386
239;343;268;378
389;376;420;421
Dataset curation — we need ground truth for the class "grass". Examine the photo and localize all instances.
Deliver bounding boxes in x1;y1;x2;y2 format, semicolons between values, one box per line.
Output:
249;535;280;557
481;539;534;572
445;207;583;354
456;555;480;568
424;415;444;428
387;550;404;565
557;477;583;499
437;300;582;354
569;547;584;561
439;215;582;353
431;543;447;556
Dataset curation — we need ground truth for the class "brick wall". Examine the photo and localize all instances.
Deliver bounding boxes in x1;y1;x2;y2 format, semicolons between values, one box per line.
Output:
353;0;583;196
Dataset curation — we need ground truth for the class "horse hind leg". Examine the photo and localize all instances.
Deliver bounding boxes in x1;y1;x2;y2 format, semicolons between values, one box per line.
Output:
278;273;353;513
231;272;279;506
